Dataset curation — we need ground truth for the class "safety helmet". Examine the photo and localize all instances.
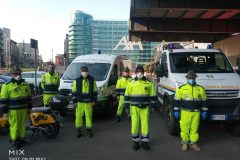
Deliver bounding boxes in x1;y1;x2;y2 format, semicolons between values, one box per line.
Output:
186;70;198;79
10;66;22;74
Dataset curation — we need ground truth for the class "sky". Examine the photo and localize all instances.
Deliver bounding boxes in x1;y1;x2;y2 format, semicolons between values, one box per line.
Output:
0;0;131;62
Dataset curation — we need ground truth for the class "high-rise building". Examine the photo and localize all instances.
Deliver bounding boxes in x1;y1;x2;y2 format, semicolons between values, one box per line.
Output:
18;43;39;67
69;11;93;62
0;28;4;67
92;20;128;54
10;40;19;66
68;11;159;64
0;27;11;68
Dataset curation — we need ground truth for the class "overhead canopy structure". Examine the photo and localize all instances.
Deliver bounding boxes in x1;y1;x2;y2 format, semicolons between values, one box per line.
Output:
129;0;240;42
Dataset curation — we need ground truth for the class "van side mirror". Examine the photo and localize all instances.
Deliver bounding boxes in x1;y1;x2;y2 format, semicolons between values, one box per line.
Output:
155;64;164;77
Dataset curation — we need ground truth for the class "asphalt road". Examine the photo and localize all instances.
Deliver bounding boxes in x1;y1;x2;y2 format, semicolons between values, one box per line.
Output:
1;111;240;160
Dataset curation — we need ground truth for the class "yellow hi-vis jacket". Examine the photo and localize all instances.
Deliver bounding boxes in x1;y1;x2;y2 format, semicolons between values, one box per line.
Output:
0;78;32;113
124;77;157;109
174;83;207;112
72;75;98;103
116;76;131;96
41;72;60;94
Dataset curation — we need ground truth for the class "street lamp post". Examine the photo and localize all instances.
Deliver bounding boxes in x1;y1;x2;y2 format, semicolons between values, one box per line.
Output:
5;36;7;70
52;49;54;63
4;35;10;69
8;40;11;69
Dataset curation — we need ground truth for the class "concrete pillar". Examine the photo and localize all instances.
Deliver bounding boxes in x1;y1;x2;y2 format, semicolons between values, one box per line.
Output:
213;35;240;67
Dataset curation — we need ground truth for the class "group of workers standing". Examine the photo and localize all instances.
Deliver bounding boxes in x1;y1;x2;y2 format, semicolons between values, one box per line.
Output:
115;67;207;152
0;63;207;152
0;64;60;149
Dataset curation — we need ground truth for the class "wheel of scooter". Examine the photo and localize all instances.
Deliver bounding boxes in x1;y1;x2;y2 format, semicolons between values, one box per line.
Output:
41;123;60;139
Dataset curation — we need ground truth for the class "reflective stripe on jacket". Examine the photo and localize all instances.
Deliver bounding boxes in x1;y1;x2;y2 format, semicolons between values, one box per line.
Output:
174;83;207;111
116;77;131;96
72;75;98;103
41;72;60;94
124;77;157;109
0;79;32;111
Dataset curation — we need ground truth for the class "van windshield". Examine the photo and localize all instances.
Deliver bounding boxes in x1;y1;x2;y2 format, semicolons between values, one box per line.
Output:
169;52;234;73
62;63;111;81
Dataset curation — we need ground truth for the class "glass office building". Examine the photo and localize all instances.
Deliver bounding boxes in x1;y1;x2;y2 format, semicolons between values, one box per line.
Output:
92;20;128;54
68;11;159;64
69;11;93;62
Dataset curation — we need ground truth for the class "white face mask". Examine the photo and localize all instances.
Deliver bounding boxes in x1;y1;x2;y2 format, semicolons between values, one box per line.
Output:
81;72;89;78
14;75;21;81
136;73;143;79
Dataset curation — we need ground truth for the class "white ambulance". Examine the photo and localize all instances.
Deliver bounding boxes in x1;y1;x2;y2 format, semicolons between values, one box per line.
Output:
155;47;240;136
59;54;129;117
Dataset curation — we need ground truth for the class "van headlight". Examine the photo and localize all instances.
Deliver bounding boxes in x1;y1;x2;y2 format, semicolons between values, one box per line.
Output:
175;82;184;89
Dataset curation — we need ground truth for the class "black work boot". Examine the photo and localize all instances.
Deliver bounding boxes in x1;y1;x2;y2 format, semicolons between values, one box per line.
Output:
142;142;150;151
11;141;20;150
76;129;82;138
19;138;26;148
87;129;93;137
115;116;121;123
132;142;140;151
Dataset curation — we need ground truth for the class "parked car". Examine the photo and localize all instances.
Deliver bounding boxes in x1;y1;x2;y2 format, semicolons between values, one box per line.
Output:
0;75;11;84
2;72;11;76
21;71;45;87
0;75;11;91
0;75;11;116
21;71;46;94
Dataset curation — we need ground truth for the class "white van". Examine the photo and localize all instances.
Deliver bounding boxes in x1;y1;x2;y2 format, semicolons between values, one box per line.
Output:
155;48;240;136
59;54;129;117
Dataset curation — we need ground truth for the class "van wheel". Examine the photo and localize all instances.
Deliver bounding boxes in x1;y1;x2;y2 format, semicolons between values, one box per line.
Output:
104;98;113;118
165;100;180;136
156;99;163;113
224;122;240;137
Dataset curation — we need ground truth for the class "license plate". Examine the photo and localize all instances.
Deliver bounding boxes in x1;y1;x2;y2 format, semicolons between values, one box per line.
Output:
211;115;227;120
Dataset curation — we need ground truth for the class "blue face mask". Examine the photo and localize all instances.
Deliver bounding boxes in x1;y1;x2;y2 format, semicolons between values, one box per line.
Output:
187;79;196;85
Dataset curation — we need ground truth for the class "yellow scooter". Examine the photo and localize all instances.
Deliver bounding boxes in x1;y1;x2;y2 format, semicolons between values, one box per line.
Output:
0;107;60;139
0;95;67;139
0;115;8;134
28;107;61;139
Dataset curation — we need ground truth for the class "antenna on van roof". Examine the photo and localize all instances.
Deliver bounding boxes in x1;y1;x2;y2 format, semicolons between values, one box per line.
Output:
98;50;101;54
